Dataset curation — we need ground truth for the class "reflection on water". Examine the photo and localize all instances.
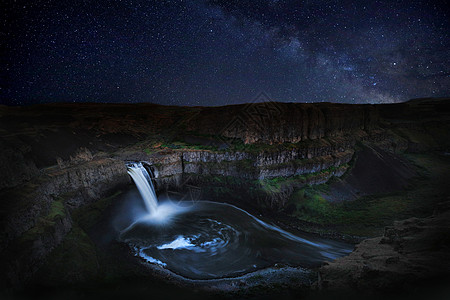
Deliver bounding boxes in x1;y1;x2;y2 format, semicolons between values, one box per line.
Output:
118;198;352;280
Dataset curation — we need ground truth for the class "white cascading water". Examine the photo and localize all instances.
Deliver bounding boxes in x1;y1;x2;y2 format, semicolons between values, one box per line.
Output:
126;162;158;214
120;162;352;279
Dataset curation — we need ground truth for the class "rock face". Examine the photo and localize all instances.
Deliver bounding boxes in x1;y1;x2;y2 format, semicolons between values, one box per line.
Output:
318;202;450;293
0;158;130;287
116;143;355;209
184;103;379;144
0;99;447;190
0;98;449;289
323;145;417;202
0;142;41;190
2;159;129;243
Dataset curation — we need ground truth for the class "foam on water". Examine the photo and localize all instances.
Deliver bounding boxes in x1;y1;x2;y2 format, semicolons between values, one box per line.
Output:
122;161;353;279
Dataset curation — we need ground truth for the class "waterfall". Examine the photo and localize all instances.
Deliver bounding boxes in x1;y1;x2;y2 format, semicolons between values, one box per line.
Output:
127;162;158;214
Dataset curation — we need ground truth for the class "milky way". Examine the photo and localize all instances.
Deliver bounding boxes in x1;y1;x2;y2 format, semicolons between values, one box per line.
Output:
2;0;449;105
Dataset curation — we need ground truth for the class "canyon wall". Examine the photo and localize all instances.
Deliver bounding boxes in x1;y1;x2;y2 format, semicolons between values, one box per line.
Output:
0;98;449;288
184;102;379;144
317;202;450;292
0;157;130;287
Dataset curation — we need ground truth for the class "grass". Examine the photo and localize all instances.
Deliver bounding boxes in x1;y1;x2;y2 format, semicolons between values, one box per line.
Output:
159;141;220;151
47;200;65;220
137;133;355;156
20;196;67;243
290;187;410;236
259;165;348;194
185;164;349;212
144;148;153;155
33;190;128;285
225;136;346;154
287;153;450;237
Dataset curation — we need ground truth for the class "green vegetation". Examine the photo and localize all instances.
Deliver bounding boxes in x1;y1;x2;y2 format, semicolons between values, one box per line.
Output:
137;133;354;156
224;136;341;154
159;141;219;151
144;148;154;155
20;196;67;243
185;164;349;212
47;200;65;220
34;190;131;285
193;159;257;173
34;225;99;285
226;139;279;153
289;185;409;236
259;176;290;193
259;165;348;193
288;153;450;237
73;190;122;231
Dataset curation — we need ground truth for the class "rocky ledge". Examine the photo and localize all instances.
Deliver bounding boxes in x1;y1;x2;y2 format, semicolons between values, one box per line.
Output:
0;156;130;288
317;201;450;293
0;98;449;292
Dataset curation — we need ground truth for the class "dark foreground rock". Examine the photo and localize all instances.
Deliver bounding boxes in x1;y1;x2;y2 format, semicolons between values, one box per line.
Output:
0;158;130;289
0;98;449;295
317;201;450;293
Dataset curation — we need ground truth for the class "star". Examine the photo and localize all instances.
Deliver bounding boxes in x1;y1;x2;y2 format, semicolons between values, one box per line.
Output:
1;0;449;106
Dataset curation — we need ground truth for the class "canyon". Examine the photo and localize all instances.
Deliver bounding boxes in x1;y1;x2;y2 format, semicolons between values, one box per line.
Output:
0;98;449;298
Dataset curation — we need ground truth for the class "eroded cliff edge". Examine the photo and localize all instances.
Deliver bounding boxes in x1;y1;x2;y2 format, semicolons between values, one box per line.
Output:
318;201;450;293
0;98;449;292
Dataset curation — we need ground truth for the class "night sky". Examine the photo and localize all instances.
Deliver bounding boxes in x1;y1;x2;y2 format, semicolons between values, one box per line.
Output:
2;0;449;106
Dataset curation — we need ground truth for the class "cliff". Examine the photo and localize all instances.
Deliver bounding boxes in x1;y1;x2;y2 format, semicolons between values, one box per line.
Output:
317;201;450;293
0;98;449;290
1;99;448;192
182;102;379;144
0;157;130;287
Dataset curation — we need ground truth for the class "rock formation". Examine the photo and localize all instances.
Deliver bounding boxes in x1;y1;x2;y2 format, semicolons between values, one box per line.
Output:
0;98;449;291
318;201;450;293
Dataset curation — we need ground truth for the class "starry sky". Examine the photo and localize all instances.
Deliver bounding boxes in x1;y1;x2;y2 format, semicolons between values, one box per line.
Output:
2;0;449;106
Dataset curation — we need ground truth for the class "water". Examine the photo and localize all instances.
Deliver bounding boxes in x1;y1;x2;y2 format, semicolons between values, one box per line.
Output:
126;162;158;214
123;162;352;280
